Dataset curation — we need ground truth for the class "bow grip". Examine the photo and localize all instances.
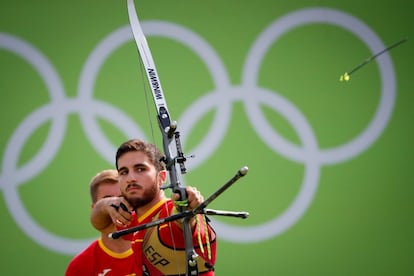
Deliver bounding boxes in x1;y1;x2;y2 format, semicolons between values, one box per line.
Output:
173;185;189;211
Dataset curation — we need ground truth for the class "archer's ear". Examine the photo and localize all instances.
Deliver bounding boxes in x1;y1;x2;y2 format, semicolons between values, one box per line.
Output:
158;170;167;185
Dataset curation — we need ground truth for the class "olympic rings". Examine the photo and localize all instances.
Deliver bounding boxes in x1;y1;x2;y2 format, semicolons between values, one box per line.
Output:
0;8;395;253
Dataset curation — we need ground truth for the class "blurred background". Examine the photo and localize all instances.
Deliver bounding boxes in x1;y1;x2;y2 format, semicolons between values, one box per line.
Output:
1;0;413;275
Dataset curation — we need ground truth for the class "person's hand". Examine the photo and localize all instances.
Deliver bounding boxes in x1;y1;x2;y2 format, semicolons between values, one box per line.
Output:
105;197;134;227
172;186;204;210
186;186;204;209
172;186;204;228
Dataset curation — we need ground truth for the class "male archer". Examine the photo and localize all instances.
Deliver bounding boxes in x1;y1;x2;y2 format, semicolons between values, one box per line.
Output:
91;138;216;275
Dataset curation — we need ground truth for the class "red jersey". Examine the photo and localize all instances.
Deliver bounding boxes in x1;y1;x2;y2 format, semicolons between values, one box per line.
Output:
65;238;139;276
129;199;216;275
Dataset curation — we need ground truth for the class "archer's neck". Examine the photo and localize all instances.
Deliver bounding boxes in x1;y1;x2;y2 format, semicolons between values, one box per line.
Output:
135;192;168;220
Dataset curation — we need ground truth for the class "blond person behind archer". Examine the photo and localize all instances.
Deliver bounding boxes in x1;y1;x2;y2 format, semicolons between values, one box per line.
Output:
65;169;139;276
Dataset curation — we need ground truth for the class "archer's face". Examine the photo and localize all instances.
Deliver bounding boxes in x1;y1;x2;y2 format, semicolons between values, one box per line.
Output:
117;151;166;209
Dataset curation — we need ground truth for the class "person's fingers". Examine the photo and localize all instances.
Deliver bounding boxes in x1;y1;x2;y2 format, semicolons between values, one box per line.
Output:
108;198;133;226
113;214;131;227
186;187;203;209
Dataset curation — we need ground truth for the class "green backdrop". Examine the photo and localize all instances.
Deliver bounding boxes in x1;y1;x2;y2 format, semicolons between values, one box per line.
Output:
1;0;413;275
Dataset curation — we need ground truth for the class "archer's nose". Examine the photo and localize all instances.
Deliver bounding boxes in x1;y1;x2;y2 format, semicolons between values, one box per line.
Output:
126;173;137;183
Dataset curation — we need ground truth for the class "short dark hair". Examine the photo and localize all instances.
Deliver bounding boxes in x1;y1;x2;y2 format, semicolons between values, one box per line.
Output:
115;139;166;172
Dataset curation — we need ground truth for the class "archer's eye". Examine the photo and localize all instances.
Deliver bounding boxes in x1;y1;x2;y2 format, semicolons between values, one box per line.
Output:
136;167;146;172
118;170;128;176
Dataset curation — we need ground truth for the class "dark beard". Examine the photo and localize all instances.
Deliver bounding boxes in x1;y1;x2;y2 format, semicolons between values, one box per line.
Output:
123;184;159;210
126;196;152;210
